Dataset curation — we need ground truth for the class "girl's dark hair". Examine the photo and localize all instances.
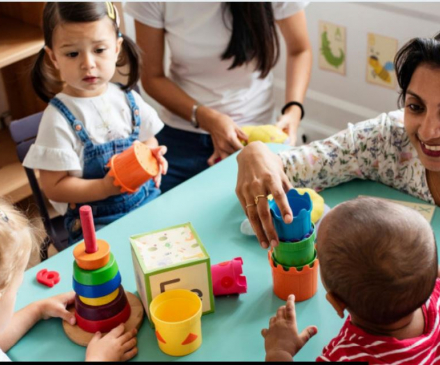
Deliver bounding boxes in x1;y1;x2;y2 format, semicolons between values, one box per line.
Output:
32;2;141;103
395;33;440;108
221;3;280;79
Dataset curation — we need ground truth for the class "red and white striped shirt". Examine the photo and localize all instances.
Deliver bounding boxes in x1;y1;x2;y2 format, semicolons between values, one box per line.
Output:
316;279;440;364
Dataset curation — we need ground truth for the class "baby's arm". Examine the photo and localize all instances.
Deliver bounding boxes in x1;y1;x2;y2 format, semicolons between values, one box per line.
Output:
0;292;75;352
40;170;121;203
261;295;317;362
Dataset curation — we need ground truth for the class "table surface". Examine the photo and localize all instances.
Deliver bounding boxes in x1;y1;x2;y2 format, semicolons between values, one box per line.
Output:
9;144;440;361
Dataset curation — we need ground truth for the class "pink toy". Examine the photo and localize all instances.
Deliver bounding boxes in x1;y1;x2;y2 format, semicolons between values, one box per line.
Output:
211;257;247;296
37;269;60;288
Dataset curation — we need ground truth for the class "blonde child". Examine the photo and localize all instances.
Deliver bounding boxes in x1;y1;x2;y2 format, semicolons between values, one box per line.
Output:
0;199;137;361
262;197;440;363
24;2;167;244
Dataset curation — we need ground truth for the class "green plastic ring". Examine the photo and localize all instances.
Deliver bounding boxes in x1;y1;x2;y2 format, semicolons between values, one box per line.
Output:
73;253;118;286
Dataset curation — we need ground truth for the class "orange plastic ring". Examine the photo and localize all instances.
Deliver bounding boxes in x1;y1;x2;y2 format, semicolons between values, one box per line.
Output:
73;239;110;270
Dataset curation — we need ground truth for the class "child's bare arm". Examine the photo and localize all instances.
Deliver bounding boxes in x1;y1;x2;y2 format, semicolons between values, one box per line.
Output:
261;295;317;362
40;170;120;203
0;292;75;352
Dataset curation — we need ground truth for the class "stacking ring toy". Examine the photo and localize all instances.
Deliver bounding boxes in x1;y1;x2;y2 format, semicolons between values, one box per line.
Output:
73;272;121;298
79;288;120;306
73;239;111;270
75;286;128;321
73;253;118;286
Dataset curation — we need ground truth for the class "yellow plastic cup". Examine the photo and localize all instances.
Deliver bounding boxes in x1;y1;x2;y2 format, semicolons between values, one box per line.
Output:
150;289;202;357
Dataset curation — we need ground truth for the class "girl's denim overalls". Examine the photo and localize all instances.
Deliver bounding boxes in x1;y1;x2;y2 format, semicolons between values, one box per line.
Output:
49;89;160;245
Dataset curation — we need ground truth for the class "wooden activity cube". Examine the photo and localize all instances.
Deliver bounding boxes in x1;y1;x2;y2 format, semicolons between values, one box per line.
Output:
130;222;215;324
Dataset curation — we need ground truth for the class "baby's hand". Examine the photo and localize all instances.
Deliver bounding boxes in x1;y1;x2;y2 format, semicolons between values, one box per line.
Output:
85;324;138;362
36;291;76;325
261;295;317;362
150;146;168;189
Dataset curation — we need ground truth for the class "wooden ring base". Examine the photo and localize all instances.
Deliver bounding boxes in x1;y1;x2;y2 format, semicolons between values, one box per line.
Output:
63;292;144;347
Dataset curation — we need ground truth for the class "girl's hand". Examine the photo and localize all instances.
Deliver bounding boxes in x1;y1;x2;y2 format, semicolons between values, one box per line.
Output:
261;295;317;362
150;146;168;188
235;141;293;249
102;171;123;197
276;107;302;146
197;107;248;166
36;291;76;325
86;324;138;362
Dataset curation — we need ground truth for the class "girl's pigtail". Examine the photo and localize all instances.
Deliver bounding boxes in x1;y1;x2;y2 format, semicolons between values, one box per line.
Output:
117;33;142;91
31;48;53;103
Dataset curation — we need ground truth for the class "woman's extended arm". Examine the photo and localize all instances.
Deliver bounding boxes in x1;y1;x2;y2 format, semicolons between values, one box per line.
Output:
276;10;312;146
135;21;247;165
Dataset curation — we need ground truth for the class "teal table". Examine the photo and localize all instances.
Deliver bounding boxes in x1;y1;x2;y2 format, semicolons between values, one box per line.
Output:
9;144;440;361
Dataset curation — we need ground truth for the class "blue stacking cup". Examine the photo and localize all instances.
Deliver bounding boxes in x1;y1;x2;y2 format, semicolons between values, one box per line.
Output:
269;189;312;241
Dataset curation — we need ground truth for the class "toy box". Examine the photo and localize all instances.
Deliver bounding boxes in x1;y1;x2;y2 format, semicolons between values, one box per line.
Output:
130;222;215;323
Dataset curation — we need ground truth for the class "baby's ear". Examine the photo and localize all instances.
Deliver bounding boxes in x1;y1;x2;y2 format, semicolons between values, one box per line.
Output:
325;292;346;319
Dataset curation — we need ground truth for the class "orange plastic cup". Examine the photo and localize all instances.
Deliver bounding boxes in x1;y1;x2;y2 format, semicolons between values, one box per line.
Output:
268;249;319;302
107;141;159;194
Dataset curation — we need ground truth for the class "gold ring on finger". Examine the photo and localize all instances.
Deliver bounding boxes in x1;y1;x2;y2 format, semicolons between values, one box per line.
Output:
254;194;266;205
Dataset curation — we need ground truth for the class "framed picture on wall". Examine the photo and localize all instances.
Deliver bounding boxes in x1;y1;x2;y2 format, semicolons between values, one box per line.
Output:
318;21;346;75
366;33;398;89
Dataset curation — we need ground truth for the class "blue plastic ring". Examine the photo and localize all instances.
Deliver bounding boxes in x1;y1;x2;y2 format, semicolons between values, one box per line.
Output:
73;271;121;298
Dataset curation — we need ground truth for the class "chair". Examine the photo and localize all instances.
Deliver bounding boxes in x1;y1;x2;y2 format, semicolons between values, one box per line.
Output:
9;112;69;260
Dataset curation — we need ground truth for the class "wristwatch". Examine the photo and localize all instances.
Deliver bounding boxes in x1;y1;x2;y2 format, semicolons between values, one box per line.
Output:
190;103;200;129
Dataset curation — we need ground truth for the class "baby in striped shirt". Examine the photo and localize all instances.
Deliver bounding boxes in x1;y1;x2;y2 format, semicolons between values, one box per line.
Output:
262;197;440;363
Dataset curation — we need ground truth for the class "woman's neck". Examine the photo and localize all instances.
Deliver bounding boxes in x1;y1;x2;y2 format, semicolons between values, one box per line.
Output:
350;308;425;340
427;170;440;206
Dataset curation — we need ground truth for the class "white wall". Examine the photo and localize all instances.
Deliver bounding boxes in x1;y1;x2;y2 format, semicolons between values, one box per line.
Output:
273;2;440;142
123;2;440;143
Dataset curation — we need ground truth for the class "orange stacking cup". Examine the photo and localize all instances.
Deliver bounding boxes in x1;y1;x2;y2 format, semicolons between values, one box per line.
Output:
268;249;319;302
107;141;159;194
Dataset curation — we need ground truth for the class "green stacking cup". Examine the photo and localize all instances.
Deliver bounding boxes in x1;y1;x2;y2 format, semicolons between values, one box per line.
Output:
273;224;316;267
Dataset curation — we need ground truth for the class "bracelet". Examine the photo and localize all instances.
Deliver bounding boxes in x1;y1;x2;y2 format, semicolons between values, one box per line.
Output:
191;103;200;129
281;101;305;120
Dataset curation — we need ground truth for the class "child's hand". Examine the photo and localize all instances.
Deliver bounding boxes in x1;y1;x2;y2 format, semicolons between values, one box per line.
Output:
261;295;317;362
85;324;138;362
36;291;76;325
102;171;122;197
150;146;168;189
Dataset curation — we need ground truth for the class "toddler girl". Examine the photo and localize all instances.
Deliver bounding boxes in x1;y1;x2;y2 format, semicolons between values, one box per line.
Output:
24;2;167;244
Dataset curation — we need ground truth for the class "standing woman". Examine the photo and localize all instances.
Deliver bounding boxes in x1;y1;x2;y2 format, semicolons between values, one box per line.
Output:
125;2;312;192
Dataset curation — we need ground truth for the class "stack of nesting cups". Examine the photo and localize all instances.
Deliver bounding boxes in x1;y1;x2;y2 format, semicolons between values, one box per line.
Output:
268;189;319;301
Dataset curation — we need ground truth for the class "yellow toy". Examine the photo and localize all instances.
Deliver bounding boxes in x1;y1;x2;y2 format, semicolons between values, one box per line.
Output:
241;125;288;145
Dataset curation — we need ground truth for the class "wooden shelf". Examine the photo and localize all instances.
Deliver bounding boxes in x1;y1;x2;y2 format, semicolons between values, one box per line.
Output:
0;15;44;68
0;162;40;203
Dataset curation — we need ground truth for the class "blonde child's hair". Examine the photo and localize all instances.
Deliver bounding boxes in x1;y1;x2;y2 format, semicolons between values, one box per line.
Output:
0;199;43;296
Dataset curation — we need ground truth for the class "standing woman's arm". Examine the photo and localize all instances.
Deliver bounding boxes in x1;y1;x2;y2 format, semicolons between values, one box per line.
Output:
276;10;312;146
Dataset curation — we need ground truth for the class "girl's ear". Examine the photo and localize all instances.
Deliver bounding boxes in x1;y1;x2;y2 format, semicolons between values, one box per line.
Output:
45;46;60;70
115;36;123;57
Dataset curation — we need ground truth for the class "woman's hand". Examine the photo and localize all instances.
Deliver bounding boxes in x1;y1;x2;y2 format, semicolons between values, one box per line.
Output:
86;324;138;361
150;145;168;188
197;106;248;166
276;106;302;146
235;142;293;248
36;291;76;325
261;295;317;362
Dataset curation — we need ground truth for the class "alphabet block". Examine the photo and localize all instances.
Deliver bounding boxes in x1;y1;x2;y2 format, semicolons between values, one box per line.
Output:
130;222;215;324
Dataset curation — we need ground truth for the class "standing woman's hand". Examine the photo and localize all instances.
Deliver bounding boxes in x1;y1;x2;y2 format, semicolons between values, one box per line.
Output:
197;106;248;166
276;106;302;146
235;141;293;248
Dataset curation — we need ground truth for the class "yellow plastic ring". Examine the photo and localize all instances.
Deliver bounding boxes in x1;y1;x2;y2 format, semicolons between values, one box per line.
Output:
79;287;120;306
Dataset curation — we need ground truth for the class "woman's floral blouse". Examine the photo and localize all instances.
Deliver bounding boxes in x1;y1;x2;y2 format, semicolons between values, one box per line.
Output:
279;110;435;204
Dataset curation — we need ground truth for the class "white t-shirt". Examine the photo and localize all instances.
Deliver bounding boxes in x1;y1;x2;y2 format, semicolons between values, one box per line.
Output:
0;349;10;361
124;2;309;134
23;83;164;215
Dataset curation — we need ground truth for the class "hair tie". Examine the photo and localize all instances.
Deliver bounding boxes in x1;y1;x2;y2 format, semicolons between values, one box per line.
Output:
0;210;9;223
